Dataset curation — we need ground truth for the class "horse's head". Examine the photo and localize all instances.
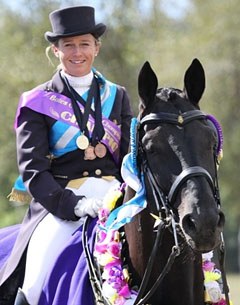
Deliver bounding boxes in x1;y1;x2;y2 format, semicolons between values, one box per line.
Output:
136;58;225;253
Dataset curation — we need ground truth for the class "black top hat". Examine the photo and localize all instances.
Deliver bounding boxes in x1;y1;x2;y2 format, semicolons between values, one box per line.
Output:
45;6;106;43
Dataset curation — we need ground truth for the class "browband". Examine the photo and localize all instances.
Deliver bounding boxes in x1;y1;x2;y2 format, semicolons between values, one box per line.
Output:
140;110;206;126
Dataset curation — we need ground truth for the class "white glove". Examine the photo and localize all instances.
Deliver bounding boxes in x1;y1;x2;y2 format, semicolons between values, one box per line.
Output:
74;197;103;218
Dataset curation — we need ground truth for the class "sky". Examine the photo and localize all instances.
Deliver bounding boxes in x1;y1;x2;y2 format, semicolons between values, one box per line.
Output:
148;0;191;19
4;0;191;20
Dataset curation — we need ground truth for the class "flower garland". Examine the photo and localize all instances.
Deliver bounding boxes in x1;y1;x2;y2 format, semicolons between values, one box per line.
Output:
94;185;232;305
94;184;137;305
202;252;232;305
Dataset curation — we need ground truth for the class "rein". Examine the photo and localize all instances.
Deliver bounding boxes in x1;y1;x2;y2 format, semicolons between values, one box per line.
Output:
133;214;181;305
82;217;111;305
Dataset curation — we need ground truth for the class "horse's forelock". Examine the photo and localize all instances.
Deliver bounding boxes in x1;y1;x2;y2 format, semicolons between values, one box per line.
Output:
156;88;185;102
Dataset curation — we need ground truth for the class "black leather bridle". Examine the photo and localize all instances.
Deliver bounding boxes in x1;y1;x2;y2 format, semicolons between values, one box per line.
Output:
137;110;221;215
132;109;229;305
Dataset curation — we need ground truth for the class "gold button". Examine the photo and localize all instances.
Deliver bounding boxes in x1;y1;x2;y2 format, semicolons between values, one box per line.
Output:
82;171;89;177
95;169;102;176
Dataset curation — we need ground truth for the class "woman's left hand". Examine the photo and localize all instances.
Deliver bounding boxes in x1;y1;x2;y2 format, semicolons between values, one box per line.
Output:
74;197;103;218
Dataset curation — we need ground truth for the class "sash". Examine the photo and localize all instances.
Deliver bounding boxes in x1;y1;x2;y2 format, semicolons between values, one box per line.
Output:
15;89;121;164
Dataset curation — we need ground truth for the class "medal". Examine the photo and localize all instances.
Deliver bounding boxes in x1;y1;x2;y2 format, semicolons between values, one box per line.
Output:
84;145;96;160
76;134;89;150
94;143;107;158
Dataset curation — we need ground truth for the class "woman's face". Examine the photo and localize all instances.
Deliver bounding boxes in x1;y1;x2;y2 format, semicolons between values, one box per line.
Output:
52;34;100;77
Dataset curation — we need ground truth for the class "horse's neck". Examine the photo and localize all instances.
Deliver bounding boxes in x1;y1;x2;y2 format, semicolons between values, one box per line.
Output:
124;210;155;281
124;212;204;305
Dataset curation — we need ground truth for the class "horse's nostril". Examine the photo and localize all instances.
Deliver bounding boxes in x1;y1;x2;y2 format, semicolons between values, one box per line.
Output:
182;214;196;233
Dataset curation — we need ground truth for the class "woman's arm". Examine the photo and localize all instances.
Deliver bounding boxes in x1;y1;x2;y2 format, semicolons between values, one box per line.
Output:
16;107;81;220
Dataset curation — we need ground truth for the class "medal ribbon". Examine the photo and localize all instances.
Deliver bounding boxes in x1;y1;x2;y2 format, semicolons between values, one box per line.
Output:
63;76;105;145
91;78;105;146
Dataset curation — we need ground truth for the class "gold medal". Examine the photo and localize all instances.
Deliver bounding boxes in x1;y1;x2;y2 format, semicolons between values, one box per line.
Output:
76;134;89;150
94;143;107;158
84;145;96;160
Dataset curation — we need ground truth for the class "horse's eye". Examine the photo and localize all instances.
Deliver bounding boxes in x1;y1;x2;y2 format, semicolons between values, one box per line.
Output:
207;126;218;147
200;124;218;154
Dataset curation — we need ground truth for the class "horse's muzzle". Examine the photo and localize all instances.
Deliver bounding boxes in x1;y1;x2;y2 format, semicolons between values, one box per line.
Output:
181;210;225;252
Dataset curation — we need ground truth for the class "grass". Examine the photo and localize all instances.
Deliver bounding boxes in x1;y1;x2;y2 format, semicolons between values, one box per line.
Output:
227;273;239;305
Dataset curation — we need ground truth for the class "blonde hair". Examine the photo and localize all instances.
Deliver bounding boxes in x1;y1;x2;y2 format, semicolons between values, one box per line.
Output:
45;45;56;68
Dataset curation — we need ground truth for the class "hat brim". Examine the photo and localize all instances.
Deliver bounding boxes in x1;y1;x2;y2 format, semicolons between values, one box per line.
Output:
45;23;106;43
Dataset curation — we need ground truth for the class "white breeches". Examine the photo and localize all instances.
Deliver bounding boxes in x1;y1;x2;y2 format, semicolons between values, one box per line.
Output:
22;177;119;305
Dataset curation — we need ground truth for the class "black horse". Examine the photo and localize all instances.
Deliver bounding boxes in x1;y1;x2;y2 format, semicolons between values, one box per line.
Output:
123;59;225;305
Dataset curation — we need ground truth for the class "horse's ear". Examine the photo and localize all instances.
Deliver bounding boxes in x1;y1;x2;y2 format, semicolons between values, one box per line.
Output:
183;58;205;105
138;61;158;109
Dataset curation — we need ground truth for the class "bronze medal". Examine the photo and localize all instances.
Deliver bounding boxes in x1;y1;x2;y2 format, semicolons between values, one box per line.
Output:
84;145;96;160
76;134;89;150
94;143;107;158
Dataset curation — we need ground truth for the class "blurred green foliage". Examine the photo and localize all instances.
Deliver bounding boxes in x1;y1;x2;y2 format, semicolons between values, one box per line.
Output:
0;0;239;271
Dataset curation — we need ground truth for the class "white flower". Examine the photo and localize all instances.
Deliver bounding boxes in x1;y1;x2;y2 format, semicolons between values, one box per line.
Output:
102;281;117;298
202;251;213;261
205;281;222;303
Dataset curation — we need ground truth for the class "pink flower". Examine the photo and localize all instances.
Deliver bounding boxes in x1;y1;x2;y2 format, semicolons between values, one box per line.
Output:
105;259;122;270
203;261;215;272
214;299;227;305
107;241;121;258
95;242;108;254
98;208;110;223
98;230;107;242
118;284;131;298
